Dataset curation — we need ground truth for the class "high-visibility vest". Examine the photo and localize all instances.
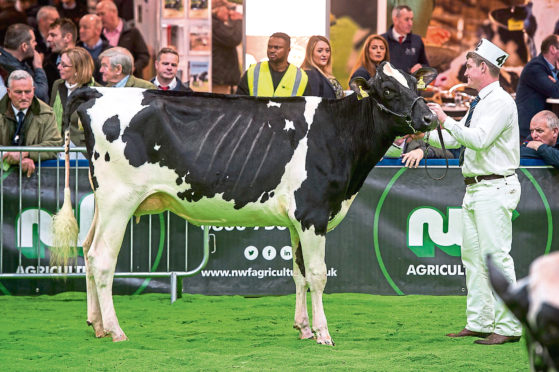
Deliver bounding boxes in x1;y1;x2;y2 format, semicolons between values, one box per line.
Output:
247;62;308;97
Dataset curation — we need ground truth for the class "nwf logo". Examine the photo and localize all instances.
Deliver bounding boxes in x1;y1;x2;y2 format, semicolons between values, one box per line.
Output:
407;207;462;257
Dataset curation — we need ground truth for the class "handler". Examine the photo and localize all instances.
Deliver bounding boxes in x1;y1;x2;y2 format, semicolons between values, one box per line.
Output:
422;39;522;345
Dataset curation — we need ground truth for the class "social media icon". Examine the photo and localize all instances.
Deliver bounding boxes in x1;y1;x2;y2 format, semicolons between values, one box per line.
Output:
244;246;258;260
280;246;292;260
262;246;276;260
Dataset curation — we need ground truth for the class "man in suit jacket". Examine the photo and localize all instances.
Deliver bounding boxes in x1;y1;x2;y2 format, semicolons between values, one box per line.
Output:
99;47;154;88
516;34;559;142
150;47;191;92
96;0;149;79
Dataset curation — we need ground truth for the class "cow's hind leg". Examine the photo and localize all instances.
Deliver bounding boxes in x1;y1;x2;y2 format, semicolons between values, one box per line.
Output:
88;208;130;342
82;206;107;337
298;227;333;345
290;229;312;340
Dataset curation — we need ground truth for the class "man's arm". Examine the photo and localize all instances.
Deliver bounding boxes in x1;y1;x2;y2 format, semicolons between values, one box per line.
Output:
26;111;63;162
521;62;559;98
32;50;49;103
236;72;250;95
534;144;559;169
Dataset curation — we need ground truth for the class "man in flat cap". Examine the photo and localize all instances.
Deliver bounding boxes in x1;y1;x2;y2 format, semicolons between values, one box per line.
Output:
420;39;522;345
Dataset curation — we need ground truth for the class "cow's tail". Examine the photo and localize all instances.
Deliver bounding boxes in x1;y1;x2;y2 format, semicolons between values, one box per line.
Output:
51;129;79;267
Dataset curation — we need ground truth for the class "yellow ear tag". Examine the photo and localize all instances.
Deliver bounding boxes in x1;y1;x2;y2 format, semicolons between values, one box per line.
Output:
417;76;426;90
358;86;369;99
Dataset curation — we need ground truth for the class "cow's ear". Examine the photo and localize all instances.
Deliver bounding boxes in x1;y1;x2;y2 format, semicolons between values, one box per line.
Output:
349;77;370;99
413;67;438;90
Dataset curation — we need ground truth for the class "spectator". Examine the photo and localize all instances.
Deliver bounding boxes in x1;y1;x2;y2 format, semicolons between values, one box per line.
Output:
16;0;40;28
301;35;343;99
98;47;155;88
0;70;62;177
150;47;191;92
56;0;87;28
381;5;428;73
520;110;559;169
0;23;48;102
50;47;98;145
350;34;389;81
33;5;59;54
44;18;77;92
211;0;242;94
96;0;150;78
515;34;559;142
0;0;27;47
426;39;522;345
237;32;310;97
77;14;111;85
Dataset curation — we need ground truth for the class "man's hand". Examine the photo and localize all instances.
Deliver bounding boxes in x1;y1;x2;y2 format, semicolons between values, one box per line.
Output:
548;75;557;83
401;148;425;168
427;102;447;127
33;50;44;70
2;152;35;177
20;158;36;177
526;140;543;151
410;64;422;74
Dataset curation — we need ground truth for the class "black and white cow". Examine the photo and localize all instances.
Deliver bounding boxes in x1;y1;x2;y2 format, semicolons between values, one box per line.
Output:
53;62;437;343
488;253;559;371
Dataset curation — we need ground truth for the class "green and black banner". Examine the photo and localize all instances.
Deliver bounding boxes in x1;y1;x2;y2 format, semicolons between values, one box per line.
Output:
1;162;557;296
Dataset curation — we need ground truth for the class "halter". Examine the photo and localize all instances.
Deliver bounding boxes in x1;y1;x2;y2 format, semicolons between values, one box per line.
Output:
372;95;425;134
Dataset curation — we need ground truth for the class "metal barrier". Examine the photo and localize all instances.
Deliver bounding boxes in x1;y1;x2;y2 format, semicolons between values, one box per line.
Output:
0;146;212;302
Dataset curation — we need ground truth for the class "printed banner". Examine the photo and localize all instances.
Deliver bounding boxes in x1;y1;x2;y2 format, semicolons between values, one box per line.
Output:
1;164;557;296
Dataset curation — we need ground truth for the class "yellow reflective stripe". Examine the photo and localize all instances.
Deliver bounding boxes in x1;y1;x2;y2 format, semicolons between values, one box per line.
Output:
248;62;308;97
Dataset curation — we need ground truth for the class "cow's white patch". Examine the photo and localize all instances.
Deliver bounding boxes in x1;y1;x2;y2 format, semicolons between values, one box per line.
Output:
303;97;321;126
383;63;408;87
284;120;295;131
267;101;281;108
154;144;160;151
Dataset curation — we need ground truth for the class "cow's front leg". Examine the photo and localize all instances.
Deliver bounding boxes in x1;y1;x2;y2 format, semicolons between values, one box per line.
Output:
290;230;312;339
299;228;333;346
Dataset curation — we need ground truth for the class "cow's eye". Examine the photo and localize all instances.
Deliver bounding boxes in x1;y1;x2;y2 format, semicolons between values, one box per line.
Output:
383;89;392;97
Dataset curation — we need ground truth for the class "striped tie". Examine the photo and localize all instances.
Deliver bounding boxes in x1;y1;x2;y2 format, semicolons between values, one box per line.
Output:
458;96;480;166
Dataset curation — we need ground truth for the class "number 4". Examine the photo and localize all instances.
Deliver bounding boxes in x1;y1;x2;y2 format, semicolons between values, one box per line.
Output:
495;55;507;66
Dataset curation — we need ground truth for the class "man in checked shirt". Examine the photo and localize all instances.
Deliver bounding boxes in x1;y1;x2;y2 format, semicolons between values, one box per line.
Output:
420;38;522;345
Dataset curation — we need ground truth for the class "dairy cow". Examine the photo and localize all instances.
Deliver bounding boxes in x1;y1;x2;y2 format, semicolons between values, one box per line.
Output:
489;253;559;371
52;62;437;344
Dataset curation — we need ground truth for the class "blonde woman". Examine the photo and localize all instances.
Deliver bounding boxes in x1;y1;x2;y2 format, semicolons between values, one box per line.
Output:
50;47;98;147
302;35;343;98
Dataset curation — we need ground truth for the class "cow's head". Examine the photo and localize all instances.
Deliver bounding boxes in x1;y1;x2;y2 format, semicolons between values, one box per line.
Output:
488;255;559;371
350;61;437;135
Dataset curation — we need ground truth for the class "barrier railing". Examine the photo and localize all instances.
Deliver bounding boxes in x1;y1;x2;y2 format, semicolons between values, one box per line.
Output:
0;146;212;302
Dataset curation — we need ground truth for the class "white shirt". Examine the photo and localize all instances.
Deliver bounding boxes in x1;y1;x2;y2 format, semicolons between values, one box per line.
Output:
427;81;519;177
153;76;177;90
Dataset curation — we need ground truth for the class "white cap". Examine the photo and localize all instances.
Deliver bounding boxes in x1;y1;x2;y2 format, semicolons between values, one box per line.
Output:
472;38;509;68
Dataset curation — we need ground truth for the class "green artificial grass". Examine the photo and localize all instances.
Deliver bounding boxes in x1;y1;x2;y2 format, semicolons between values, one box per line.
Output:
0;293;528;371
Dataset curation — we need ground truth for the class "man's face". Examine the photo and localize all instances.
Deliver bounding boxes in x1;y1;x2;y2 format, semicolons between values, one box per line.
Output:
267;37;289;64
46;26;66;53
8;78;35;111
79;17;101;45
464;58;483;91
530;117;559;146
99;57;121;83
96;3;116;29
155;53;179;81
22;30;37;59
393;9;414;35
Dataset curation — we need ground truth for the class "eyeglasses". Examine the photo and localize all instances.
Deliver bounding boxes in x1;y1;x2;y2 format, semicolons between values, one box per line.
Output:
58;63;73;68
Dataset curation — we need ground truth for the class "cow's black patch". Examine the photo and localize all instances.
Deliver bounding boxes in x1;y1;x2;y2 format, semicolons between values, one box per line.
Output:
176;176;183;186
295;242;305;277
121;93;310;209
105;152;110;162
102;115;121;143
94;151;100;160
260;192;269;203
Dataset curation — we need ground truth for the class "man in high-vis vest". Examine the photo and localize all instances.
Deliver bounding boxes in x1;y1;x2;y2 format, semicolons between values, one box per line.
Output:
236;32;310;96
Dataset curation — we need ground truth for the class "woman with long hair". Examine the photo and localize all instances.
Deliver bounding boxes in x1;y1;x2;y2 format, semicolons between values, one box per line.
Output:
350;34;390;81
50;46;98;147
301;35;343;98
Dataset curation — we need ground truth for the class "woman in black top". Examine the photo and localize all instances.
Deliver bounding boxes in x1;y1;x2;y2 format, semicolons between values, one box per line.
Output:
302;35;343;99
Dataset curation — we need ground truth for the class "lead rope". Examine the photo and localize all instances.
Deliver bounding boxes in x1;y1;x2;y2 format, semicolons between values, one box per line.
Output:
423;125;449;180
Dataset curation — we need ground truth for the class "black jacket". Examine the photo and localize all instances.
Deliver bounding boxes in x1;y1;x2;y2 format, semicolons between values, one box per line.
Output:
116;20;150;78
305;68;337;99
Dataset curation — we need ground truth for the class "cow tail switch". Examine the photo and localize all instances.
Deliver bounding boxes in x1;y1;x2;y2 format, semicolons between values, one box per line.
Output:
51;129;79;267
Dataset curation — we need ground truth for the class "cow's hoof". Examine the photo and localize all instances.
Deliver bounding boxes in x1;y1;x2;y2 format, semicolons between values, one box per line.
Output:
316;337;335;346
299;328;314;340
95;329;110;338
112;333;128;342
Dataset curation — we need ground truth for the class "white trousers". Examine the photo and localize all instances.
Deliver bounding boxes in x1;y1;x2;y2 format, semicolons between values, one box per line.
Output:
461;174;522;336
